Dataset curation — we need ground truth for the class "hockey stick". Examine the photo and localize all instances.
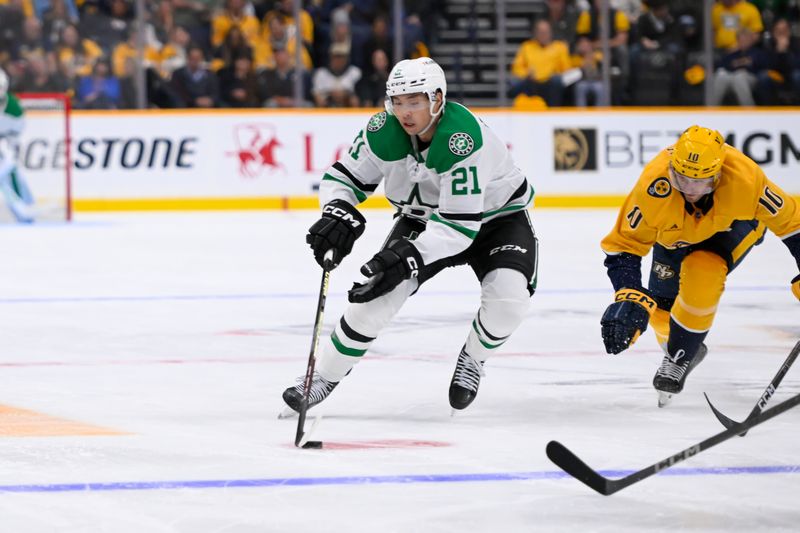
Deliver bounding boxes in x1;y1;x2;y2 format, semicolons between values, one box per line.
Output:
294;250;334;450
546;389;800;495
704;340;800;437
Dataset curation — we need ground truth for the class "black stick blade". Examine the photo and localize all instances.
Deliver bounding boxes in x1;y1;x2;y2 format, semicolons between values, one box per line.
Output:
546;441;613;496
703;392;747;435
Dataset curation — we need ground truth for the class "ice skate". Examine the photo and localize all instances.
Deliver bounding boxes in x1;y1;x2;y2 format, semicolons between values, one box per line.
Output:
449;347;485;410
654;343;707;407
282;372;339;413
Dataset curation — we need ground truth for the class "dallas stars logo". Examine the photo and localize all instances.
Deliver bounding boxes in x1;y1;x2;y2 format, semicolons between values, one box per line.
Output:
448;132;474;156
367;112;387;132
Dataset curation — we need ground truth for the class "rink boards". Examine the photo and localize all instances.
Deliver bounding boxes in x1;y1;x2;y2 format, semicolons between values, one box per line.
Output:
17;107;800;211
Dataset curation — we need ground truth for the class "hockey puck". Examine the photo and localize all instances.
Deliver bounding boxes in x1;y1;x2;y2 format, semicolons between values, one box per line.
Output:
302;440;323;449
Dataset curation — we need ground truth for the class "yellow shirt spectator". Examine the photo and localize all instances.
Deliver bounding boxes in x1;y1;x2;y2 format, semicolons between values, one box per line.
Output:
57;38;103;78
211;11;261;48
512;36;571;82
111;41;160;78
712;0;763;50
576;8;631;43
262;0;314;46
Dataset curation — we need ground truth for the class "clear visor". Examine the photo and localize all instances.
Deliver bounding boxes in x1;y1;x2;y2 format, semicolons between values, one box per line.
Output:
388;95;430;112
668;165;718;197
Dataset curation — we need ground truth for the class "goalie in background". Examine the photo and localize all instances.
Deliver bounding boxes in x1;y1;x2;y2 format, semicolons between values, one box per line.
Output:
600;125;800;407
282;57;538;413
0;69;36;224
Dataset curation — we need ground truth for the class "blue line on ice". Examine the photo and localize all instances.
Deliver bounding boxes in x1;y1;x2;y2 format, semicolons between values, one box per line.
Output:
0;286;784;304
2;465;799;493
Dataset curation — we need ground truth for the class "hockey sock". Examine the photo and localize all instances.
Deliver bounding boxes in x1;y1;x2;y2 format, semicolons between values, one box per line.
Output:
666;317;708;362
464;269;530;362
315;277;417;382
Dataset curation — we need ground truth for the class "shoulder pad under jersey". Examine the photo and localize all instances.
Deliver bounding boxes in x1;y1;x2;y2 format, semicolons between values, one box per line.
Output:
364;111;411;162
426;102;484;174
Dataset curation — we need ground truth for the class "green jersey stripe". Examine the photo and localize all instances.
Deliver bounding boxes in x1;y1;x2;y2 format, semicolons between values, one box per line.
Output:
430;213;478;239
322;174;368;203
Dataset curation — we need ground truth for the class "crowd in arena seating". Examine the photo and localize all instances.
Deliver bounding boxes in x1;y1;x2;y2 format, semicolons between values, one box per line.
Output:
0;0;436;108
511;0;800;107
1;0;798;108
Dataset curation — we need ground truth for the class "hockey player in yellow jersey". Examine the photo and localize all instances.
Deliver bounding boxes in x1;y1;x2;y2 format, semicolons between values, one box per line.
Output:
600;125;800;406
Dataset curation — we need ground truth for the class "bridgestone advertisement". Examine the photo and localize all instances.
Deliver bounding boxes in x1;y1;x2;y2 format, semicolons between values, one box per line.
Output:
18;109;800;207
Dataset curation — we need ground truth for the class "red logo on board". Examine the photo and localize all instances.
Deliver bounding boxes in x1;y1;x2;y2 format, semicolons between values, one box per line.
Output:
228;124;285;177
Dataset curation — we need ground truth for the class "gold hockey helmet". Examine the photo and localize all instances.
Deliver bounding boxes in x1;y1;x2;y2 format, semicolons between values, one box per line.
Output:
670;125;726;179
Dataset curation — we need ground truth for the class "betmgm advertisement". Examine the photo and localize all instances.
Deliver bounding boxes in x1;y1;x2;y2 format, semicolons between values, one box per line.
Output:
492;110;800;196
16;109;800;208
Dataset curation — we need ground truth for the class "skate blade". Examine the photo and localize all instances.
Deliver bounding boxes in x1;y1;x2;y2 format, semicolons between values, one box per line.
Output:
657;391;673;408
277;407;297;419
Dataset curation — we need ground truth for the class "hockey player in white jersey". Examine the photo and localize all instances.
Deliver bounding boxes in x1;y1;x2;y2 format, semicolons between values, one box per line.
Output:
283;57;538;412
0;69;36;223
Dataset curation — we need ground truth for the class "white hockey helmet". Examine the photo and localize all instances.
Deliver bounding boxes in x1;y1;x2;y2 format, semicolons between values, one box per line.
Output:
384;57;447;117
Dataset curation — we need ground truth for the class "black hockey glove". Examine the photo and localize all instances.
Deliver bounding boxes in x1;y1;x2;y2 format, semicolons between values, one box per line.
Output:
348;239;423;303
306;199;366;269
792;274;800;301
601;288;656;354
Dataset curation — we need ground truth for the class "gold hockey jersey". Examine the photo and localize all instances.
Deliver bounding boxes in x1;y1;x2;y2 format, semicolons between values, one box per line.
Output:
602;145;800;256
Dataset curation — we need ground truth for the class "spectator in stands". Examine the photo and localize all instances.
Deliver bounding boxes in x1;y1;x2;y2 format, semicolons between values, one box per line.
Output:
219;51;259;107
356;47;389;106
76;60;122;109
712;0;764;52
211;0;260;50
171;44;219;107
362;14;393;73
545;0;580;49
573;36;605;106
258;12;312;70
630;0;684;102
759;17;800;104
0;0;27;64
41;0;78;51
311;42;361;107
212;24;253;71
327;8;354;67
151;0;176;46
17;54;68;93
509;18;572;107
262;0;314;56
79;0;133;52
405;0;440;45
14;17;47;63
172;0;214;52
576;0;631;101
712;27;769;105
258;45;308;107
159;25;190;79
610;0;643;23
54;22;103;81
112;26;160;79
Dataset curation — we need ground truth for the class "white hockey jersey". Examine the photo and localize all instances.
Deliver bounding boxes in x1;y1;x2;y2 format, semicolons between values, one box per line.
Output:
0;94;24;141
319;101;534;264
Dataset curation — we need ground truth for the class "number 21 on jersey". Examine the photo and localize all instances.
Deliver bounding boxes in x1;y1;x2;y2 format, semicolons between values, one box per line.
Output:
451;166;481;195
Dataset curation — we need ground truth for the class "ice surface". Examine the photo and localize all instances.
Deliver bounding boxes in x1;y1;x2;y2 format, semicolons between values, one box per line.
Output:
0;209;797;532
